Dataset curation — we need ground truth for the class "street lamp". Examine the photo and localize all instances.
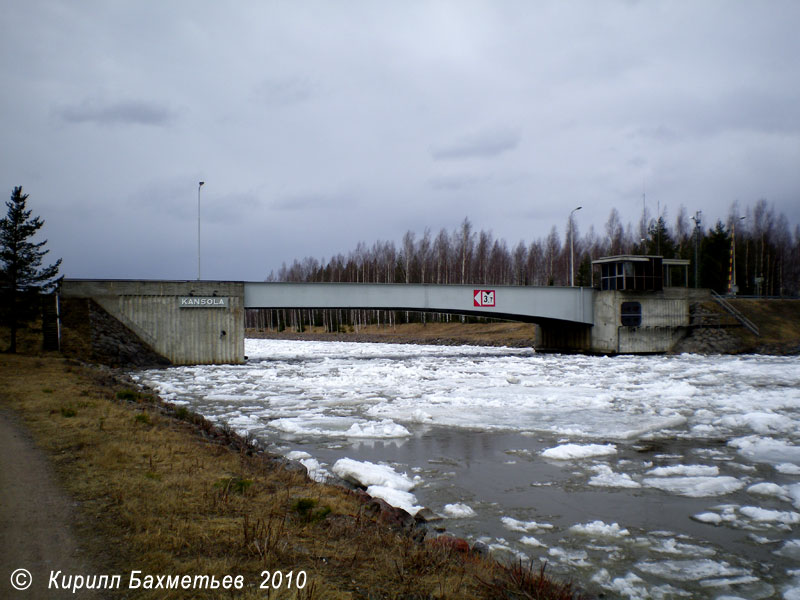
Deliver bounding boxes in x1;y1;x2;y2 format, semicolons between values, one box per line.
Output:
730;216;745;295
569;206;582;287
197;181;205;280
691;211;702;288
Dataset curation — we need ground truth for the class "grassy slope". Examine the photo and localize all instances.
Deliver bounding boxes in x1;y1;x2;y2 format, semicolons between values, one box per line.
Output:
693;299;800;353
728;299;800;351
0;332;583;599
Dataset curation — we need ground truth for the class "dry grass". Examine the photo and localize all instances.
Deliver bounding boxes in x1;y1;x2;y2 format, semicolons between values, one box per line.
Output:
695;299;800;352
249;321;538;348
728;299;800;348
0;340;586;599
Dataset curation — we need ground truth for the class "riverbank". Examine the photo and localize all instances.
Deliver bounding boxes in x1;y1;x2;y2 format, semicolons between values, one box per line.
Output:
248;321;539;349
249;299;800;355
0;345;585;599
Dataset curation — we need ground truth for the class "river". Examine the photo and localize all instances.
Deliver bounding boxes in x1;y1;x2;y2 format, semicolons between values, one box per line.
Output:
133;338;800;599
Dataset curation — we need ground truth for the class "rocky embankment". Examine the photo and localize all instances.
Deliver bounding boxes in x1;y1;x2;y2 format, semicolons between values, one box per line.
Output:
673;300;800;355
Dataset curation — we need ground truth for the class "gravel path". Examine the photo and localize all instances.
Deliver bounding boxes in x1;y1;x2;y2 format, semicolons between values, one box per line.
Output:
0;409;99;599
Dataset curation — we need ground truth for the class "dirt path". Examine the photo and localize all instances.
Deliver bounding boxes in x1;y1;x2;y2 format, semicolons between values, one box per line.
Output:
0;409;98;599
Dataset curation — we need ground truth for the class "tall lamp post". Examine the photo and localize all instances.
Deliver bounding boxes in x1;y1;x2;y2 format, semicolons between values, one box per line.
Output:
691;210;702;288
197;181;205;280
569;206;582;287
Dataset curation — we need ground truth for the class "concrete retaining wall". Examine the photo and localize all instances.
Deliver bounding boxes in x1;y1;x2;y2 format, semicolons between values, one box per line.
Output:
61;280;245;365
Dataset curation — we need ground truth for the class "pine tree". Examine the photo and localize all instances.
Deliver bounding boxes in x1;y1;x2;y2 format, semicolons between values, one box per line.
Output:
699;221;730;293
0;186;62;353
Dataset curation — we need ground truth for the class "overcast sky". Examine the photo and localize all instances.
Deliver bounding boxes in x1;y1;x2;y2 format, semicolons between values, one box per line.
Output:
2;1;798;281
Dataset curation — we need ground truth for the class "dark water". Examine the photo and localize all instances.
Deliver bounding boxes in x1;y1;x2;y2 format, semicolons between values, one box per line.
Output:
136;343;800;598
272;426;792;599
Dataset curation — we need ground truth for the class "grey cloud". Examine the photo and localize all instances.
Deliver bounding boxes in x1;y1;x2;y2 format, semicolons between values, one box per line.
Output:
431;129;521;160
627;156;648;169
253;77;316;107
632;125;681;143
272;191;358;211
205;192;263;223
429;174;489;192
55;100;176;126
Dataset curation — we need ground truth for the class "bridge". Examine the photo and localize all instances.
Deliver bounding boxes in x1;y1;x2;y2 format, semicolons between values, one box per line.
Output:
60;269;691;364
244;282;593;325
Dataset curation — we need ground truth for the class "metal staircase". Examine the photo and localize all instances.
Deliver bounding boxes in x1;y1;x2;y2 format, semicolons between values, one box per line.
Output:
710;291;760;336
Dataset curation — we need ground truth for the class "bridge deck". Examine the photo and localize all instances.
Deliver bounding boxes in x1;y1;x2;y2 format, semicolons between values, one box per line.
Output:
244;283;594;325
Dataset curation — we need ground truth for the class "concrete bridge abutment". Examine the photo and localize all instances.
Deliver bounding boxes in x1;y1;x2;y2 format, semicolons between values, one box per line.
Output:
60;280;246;365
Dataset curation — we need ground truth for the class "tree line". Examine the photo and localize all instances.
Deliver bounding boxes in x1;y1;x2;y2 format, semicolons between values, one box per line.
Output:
250;199;799;332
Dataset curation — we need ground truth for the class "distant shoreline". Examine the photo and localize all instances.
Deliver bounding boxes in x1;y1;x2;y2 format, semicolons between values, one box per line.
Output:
247;300;800;355
246;321;538;349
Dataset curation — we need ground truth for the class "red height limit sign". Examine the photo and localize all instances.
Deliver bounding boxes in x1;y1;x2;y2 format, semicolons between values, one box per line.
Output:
473;289;495;307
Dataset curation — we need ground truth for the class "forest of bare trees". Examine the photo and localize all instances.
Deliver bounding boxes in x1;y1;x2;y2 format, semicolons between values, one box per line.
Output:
249;199;799;332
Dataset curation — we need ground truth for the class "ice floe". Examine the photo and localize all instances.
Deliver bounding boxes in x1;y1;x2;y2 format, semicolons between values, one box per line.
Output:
519;536;547;548
645;464;719;477
540;443;617;460
642;475;745;497
331;458;417;491
729;436;800;465
365;485;422;515
634;558;751;582
569;520;630;537
442;503;476;518
286;450;329;482
587;464;641;488
500;516;554;533
738;506;800;525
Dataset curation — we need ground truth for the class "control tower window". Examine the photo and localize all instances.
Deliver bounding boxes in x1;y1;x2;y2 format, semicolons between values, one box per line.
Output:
621;301;642;326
